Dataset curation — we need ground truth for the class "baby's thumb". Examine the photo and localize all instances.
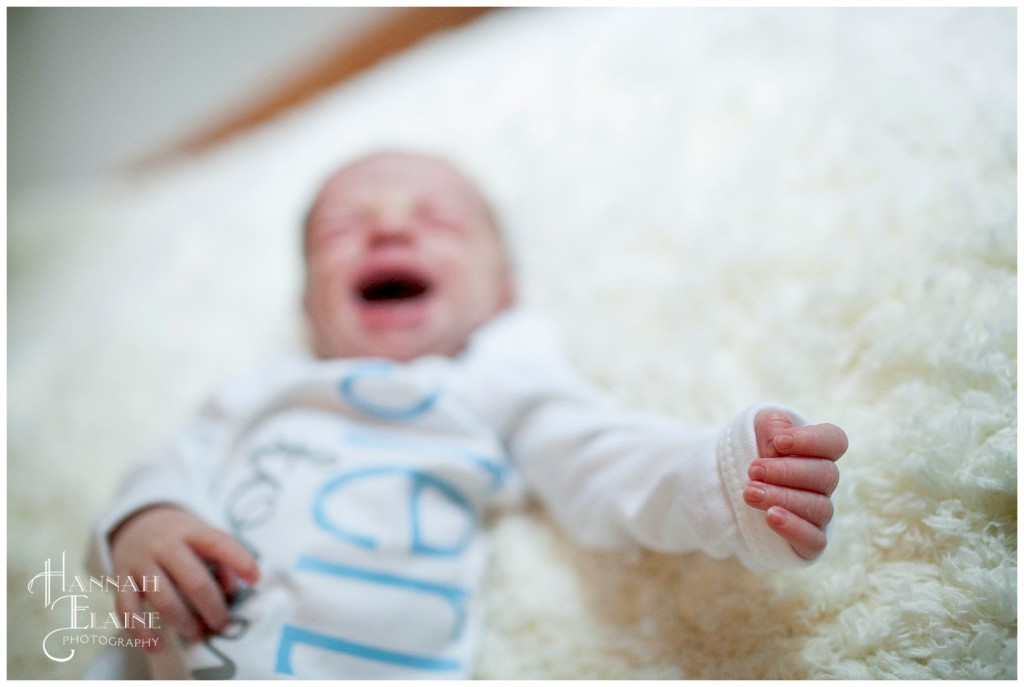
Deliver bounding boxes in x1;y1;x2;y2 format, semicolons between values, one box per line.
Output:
189;528;261;585
755;410;794;458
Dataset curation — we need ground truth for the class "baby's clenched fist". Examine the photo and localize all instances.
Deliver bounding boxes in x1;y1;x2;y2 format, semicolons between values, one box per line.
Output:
744;410;848;560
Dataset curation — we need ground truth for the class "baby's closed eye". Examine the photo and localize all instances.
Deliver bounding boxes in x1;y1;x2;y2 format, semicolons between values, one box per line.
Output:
416;202;468;232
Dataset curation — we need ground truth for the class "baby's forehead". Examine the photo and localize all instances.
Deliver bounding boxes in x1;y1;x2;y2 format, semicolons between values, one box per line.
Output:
304;151;508;257
321;153;486;208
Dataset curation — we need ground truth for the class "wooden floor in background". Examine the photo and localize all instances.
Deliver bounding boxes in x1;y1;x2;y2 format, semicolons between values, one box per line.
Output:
139;7;498;168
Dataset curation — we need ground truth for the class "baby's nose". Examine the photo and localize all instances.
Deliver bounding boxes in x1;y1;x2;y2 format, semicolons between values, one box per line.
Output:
369;209;416;242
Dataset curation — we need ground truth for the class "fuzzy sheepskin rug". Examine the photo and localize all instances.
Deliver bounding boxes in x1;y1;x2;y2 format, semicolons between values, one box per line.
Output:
8;7;1016;680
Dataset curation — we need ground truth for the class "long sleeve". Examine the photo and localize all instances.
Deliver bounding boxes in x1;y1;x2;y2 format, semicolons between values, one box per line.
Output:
86;408;227;577
455;309;814;571
86;356;311;578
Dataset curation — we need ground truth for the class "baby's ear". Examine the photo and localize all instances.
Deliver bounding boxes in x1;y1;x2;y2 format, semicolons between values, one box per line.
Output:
300;291;318;345
497;273;517;311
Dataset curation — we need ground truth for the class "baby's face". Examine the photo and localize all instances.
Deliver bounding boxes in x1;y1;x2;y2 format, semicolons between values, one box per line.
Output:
303;152;513;361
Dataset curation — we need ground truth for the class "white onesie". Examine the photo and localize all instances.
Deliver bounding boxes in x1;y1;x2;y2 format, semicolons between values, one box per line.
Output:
88;308;812;679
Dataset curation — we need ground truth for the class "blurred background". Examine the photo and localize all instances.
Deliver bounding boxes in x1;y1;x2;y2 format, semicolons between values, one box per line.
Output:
7;7;492;191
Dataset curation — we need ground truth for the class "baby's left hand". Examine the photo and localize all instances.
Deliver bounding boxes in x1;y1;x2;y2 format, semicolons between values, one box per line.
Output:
744;410;848;560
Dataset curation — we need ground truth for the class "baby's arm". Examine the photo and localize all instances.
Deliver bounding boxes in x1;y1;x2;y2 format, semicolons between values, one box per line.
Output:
109;505;260;649
459;310;847;568
744;410;848;560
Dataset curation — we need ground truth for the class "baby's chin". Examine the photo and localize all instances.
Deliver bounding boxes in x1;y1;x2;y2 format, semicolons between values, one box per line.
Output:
359;305;509;362
311;299;506;361
317;326;468;363
358;336;442;363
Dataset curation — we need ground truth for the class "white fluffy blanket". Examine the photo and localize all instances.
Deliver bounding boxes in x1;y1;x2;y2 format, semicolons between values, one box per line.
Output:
8;8;1016;679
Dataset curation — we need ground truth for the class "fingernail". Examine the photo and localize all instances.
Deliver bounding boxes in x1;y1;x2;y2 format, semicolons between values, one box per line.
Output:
748;464;767;482
773;434;794;453
767;506;786;526
744;485;766;504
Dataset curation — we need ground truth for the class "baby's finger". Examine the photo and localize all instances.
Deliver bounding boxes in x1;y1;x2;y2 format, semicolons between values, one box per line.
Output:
765;507;827;560
188;528;260;585
114;586;161;650
755;410;795;458
140;565;205;642
162;543;231;633
212;562;238;599
771;423;848;461
743;482;834;528
748;457;839;496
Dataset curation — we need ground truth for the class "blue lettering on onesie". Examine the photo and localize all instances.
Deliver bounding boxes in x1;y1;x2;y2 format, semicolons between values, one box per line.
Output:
273;361;494;676
312;466;476;556
338;361;439;420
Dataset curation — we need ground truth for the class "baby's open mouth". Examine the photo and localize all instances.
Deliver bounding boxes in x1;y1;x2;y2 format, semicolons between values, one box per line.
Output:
357;272;433;303
351;261;437;331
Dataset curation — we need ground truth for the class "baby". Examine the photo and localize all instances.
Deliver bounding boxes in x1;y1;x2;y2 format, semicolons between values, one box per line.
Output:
88;151;847;679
